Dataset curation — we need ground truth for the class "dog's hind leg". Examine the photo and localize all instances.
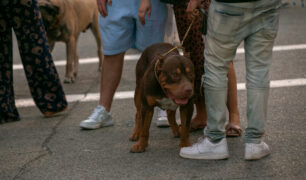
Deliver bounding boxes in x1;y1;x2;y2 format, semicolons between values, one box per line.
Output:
73;34;79;79
167;110;180;138
91;13;103;71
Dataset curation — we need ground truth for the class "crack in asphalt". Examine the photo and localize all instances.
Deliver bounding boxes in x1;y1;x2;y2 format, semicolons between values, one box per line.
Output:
12;74;100;180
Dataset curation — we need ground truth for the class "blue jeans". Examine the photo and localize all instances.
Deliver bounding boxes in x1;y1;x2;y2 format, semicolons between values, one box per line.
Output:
203;0;281;143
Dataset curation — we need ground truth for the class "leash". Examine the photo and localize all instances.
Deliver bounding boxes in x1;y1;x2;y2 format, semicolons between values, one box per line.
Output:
154;9;200;84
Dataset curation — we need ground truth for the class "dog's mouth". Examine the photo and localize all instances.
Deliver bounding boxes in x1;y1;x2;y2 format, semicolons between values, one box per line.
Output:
166;90;189;105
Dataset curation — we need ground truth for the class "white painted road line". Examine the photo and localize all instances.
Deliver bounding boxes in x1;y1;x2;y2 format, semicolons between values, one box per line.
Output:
15;78;306;108
12;55;142;70
13;44;306;70
236;44;306;53
236;78;306;89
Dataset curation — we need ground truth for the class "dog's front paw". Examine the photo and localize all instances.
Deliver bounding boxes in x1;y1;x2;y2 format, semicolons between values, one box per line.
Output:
172;129;180;138
129;132;139;141
179;141;191;148
130;143;146;153
63;77;75;84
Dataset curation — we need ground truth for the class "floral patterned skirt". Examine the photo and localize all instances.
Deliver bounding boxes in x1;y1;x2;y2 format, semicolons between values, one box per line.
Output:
0;0;67;123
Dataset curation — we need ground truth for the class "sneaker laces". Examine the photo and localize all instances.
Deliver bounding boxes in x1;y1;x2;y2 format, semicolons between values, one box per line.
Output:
197;136;204;143
88;107;104;120
190;136;205;148
157;109;167;118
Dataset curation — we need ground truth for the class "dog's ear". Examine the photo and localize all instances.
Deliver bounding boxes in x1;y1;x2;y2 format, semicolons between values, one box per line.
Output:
155;55;165;81
51;5;59;16
158;72;167;88
38;0;60;30
156;55;165;73
156;56;167;88
37;0;52;9
157;54;164;66
38;0;59;17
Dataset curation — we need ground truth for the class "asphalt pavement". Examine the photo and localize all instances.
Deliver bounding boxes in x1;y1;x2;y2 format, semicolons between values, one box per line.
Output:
0;5;305;180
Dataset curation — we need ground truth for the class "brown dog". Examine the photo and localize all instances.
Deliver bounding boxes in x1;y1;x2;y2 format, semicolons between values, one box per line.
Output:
129;43;195;153
38;0;103;83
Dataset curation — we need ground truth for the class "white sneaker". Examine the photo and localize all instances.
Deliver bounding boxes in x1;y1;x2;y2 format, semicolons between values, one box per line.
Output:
80;105;113;129
179;137;229;160
156;108;169;127
245;141;270;160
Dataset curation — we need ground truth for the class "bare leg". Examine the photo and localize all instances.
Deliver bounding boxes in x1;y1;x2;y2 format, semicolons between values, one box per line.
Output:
226;62;241;137
99;52;125;112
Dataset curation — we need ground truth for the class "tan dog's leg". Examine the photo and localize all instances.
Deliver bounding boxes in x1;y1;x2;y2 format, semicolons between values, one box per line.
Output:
129;86;141;141
73;35;79;79
179;102;193;148
91;13;103;71
64;36;77;83
130;107;153;153
167;110;180;138
226;62;241;137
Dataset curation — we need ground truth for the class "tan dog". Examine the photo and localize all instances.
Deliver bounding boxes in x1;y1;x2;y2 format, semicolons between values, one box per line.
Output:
38;0;103;83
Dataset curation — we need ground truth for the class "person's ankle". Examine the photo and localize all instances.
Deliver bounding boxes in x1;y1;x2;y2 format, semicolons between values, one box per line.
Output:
229;113;240;123
98;104;110;113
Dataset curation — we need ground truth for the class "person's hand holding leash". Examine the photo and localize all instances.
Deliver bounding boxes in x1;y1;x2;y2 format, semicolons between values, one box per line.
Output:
186;0;201;13
138;0;151;25
97;0;112;17
186;0;203;21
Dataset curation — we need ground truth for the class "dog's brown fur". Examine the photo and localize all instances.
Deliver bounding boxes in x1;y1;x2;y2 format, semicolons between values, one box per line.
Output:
129;43;195;153
38;0;103;83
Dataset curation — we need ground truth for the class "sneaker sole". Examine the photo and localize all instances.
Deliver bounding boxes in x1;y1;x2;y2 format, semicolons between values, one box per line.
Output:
156;119;169;127
179;152;229;160
245;152;270;160
80;121;114;130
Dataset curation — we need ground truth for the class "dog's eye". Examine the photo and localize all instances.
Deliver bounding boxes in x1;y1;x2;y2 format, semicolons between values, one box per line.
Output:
171;72;181;80
187;72;195;81
166;72;180;83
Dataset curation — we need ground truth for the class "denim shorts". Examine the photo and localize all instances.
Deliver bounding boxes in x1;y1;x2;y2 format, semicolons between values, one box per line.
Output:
99;0;167;55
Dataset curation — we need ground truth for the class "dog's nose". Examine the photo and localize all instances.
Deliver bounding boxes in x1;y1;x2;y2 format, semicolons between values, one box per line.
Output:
184;86;193;96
